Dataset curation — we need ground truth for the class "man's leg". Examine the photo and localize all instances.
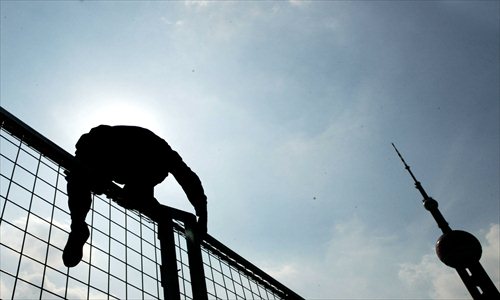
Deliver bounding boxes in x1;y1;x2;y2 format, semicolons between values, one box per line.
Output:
122;183;162;221
63;171;91;267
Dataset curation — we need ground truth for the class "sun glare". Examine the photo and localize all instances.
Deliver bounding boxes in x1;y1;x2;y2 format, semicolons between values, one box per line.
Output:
55;90;173;152
80;100;163;132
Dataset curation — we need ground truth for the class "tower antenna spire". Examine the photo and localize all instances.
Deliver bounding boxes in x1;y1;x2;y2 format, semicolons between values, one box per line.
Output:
391;143;429;200
392;142;449;232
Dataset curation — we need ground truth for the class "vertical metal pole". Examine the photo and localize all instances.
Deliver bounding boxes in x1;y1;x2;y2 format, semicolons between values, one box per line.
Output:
184;218;208;300
158;217;181;300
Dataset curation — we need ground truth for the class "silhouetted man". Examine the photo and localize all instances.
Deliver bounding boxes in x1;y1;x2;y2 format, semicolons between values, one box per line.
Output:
63;125;208;268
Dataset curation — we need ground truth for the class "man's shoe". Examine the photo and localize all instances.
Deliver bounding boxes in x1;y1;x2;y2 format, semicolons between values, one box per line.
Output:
63;224;90;267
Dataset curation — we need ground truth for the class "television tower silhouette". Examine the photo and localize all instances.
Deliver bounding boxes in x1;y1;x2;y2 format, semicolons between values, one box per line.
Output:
392;143;500;300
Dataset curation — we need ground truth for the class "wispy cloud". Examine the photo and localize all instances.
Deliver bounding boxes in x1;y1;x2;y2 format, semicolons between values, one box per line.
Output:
184;1;210;9
266;220;499;299
399;223;500;299
482;224;500;287
0;216;89;299
288;0;309;7
264;216;403;299
399;253;468;299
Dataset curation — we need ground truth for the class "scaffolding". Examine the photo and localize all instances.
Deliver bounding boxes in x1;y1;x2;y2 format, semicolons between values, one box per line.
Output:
0;107;303;300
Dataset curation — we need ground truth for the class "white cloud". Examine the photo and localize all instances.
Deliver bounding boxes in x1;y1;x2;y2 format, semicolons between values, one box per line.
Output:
0;279;12;299
265;221;499;299
481;224;500;290
264;216;402;299
288;0;309;7
399;223;500;299
184;0;210;9
0;216;91;299
399;253;468;299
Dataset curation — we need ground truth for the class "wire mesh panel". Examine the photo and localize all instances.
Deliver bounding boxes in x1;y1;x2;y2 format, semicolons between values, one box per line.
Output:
0;108;303;300
0;126;164;300
201;240;285;300
170;221;294;300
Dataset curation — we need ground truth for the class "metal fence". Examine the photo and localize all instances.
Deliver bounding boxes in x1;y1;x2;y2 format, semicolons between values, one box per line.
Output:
0;107;303;300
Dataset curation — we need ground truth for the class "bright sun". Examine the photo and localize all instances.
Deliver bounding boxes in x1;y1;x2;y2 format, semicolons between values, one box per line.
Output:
78;98;163;133
62;91;173;149
96;102;157;126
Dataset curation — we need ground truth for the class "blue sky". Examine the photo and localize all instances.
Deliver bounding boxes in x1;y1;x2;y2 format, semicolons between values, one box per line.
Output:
1;1;499;299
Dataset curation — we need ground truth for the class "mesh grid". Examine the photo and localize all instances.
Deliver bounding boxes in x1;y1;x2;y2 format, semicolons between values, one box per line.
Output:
200;241;283;300
0;111;302;300
0;128;164;299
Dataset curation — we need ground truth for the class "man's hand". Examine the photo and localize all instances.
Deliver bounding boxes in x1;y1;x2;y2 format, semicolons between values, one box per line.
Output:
196;205;208;236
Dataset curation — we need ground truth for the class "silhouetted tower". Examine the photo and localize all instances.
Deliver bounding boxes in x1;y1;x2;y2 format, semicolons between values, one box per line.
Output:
392;143;500;300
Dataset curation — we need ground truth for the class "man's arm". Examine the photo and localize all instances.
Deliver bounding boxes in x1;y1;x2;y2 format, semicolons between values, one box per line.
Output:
169;150;208;234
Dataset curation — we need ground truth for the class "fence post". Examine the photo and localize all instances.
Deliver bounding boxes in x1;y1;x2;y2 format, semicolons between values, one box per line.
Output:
158;216;181;300
184;218;208;300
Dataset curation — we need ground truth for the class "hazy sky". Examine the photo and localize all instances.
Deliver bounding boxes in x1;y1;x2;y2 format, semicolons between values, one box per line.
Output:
1;1;499;299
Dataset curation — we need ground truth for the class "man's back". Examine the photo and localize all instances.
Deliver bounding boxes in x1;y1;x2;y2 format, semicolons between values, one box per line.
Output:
76;125;172;184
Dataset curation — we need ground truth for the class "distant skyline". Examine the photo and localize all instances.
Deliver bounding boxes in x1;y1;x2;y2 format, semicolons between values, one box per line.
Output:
1;1;499;298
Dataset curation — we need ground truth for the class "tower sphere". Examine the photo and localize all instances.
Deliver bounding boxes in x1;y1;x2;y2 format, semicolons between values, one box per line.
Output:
423;198;438;211
435;230;482;268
